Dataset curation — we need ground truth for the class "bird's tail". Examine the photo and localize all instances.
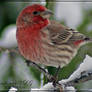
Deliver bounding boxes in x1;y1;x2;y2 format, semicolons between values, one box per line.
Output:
84;37;92;42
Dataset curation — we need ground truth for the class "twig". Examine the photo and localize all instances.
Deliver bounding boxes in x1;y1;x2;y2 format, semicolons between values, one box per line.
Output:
26;60;53;81
0;46;19;54
26;60;63;90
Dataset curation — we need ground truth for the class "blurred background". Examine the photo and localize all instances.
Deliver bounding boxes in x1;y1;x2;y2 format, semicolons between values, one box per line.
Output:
0;1;92;91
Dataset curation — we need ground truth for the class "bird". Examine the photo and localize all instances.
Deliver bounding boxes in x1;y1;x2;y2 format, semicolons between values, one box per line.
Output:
16;4;92;81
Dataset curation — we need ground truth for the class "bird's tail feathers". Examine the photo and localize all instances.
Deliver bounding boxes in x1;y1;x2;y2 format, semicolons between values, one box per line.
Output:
84;37;92;42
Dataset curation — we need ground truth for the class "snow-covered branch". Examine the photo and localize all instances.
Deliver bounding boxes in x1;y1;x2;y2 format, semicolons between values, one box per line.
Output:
61;55;92;87
39;55;92;91
8;55;92;92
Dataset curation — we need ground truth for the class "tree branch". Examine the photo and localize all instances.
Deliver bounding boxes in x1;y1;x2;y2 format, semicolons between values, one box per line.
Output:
62;72;92;87
26;55;92;91
30;70;92;92
0;46;19;54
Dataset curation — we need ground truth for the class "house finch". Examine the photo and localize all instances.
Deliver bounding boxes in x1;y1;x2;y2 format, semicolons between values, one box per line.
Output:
16;4;92;69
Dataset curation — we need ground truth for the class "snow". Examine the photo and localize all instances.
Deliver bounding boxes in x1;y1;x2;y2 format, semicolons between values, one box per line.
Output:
0;24;17;48
40;0;46;6
31;82;55;92
65;86;76;92
60;55;92;83
41;82;54;90
31;82;76;92
68;55;92;81
8;87;18;92
0;53;10;81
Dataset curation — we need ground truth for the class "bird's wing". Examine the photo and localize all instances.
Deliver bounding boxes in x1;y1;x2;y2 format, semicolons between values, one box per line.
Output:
46;20;86;45
46;20;74;44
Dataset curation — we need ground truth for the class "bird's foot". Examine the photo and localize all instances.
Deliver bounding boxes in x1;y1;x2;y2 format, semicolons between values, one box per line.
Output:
49;66;61;87
48;75;58;87
49;76;63;92
53;66;61;87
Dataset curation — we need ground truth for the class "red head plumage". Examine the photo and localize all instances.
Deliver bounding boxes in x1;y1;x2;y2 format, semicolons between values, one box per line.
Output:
16;4;49;29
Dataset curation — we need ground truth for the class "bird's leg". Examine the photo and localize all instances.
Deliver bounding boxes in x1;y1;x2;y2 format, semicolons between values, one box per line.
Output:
25;60;62;87
55;66;61;78
53;66;61;87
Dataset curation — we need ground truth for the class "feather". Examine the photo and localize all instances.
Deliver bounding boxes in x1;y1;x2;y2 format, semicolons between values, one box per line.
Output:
45;20;87;45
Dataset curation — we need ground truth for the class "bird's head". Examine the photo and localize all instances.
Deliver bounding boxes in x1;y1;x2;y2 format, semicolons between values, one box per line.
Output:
16;4;53;29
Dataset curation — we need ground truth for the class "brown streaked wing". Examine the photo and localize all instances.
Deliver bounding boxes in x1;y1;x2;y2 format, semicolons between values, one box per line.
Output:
47;20;73;45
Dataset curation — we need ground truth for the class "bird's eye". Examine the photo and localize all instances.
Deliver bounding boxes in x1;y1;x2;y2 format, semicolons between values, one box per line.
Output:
33;11;40;15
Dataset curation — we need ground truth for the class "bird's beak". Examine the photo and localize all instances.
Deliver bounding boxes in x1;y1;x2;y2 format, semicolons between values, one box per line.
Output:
40;9;53;19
